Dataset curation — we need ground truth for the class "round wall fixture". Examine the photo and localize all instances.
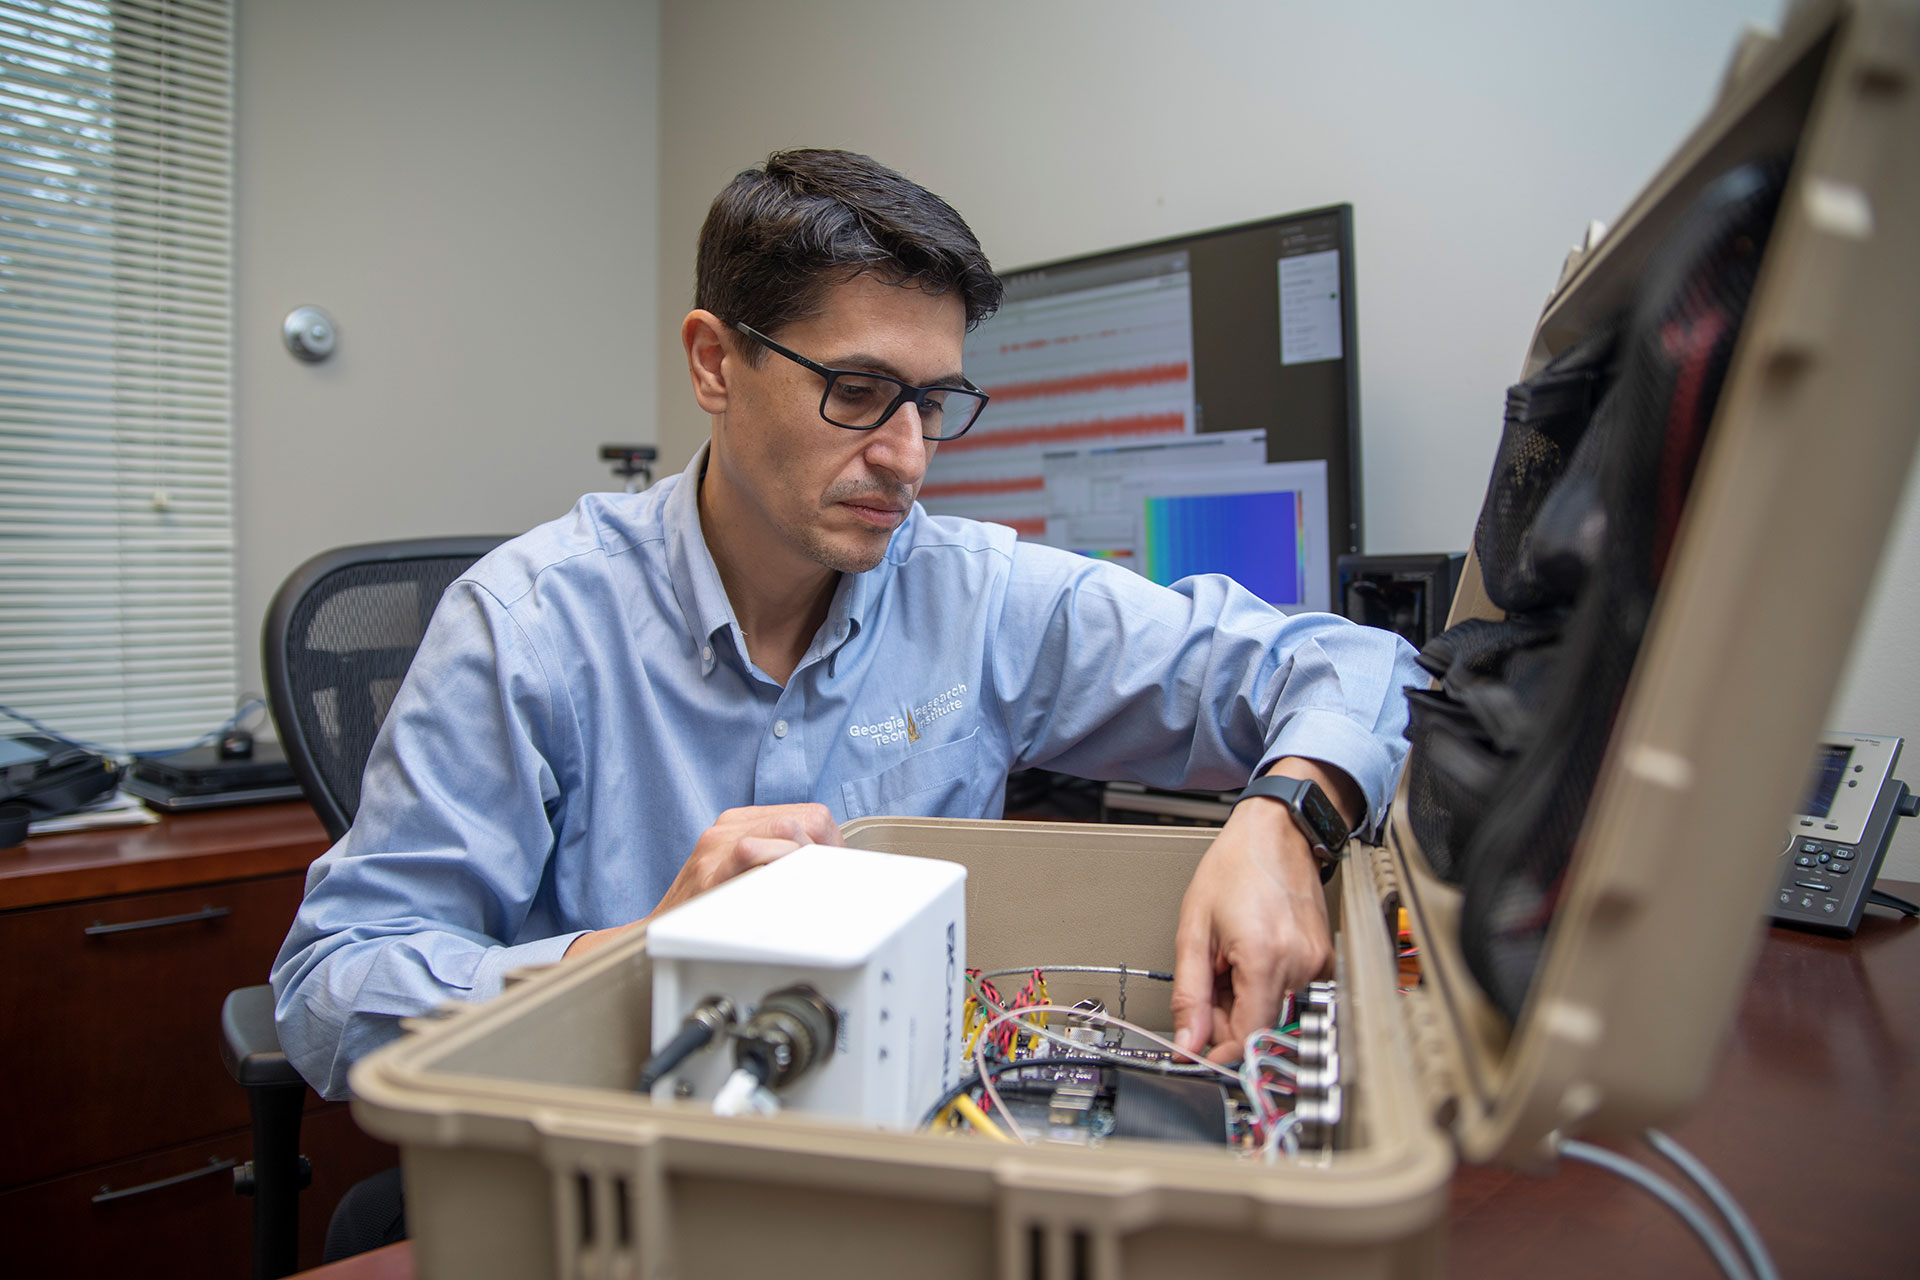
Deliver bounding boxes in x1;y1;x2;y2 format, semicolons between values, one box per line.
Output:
283;305;337;362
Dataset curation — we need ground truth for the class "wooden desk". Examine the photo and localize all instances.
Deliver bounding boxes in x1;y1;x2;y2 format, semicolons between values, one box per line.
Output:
295;887;1919;1280
0;802;397;1278
1447;887;1919;1278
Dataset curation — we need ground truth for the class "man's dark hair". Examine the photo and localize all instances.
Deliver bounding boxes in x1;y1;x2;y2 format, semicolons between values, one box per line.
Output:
696;149;1002;360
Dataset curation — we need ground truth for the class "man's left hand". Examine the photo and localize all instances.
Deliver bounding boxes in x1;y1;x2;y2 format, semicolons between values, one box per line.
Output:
1170;758;1359;1064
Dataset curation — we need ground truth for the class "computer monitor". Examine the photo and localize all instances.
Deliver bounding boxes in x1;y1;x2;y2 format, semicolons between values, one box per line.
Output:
920;205;1362;612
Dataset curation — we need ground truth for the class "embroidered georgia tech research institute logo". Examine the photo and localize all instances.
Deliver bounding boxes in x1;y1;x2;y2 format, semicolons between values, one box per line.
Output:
848;683;968;747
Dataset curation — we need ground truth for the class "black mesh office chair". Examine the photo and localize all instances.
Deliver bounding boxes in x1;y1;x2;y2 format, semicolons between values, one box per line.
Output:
222;536;506;1279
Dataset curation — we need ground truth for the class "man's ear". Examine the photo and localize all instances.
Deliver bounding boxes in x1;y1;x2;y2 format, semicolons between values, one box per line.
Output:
683;309;731;414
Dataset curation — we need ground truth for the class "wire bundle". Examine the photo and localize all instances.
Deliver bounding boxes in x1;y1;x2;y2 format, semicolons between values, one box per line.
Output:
942;966;1279;1149
1239;1026;1302;1161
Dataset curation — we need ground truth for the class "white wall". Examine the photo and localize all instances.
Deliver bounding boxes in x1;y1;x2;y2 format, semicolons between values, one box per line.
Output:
232;0;661;705
654;0;1920;878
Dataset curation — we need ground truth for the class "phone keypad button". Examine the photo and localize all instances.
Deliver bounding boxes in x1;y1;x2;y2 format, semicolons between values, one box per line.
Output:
1831;846;1855;860
1796;855;1819;867
1828;862;1851;875
1795;879;1834;892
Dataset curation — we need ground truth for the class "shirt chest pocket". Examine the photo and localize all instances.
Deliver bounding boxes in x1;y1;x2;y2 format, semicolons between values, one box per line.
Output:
840;728;984;821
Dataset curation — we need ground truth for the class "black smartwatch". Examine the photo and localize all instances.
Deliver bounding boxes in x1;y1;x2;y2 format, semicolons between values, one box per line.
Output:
1234;774;1350;882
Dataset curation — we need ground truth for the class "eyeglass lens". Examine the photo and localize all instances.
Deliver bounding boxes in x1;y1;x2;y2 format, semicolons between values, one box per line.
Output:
823;373;985;441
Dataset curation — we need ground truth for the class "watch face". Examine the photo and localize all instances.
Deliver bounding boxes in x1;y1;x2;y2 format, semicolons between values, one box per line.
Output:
1297;782;1348;850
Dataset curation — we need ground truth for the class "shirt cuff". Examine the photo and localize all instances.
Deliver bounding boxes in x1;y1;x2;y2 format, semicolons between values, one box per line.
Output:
468;930;587;1004
1259;707;1407;841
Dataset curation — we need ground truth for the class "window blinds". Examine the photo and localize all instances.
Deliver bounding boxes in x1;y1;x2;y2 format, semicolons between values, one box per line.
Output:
0;0;235;751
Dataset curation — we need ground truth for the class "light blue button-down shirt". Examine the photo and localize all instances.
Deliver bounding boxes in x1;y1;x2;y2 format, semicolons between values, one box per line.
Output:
272;447;1421;1097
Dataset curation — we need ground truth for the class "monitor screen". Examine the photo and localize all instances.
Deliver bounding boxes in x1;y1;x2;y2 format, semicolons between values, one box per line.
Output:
920;205;1361;612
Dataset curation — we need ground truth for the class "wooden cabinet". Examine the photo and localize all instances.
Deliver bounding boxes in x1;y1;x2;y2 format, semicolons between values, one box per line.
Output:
0;804;396;1275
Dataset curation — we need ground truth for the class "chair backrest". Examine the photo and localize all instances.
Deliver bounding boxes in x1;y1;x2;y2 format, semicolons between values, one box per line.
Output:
263;536;508;843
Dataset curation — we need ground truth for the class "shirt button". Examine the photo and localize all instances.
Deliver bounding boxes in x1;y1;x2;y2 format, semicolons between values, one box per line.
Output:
773;719;789;739
702;645;713;662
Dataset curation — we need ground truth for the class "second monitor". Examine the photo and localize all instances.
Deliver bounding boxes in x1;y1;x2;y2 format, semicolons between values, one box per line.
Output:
920;204;1361;613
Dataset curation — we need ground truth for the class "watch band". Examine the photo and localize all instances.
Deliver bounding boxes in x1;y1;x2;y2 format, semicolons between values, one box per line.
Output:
1233;774;1350;882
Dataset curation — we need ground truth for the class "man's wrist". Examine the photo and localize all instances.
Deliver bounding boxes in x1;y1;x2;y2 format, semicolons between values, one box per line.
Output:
1236;759;1361;885
1259;757;1363;832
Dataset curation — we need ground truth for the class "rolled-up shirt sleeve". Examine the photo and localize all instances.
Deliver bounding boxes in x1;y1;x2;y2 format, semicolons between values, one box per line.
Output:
269;581;584;1099
990;545;1421;837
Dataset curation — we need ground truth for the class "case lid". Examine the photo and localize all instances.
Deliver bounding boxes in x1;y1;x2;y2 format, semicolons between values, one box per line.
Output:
1386;0;1920;1167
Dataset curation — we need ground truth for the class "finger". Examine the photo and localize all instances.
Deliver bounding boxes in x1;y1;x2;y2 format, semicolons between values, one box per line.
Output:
1206;1026;1243;1065
733;834;803;870
1169;910;1217;1060
763;812;810;846
800;804;844;846
1220;948;1286;1058
772;808;837;849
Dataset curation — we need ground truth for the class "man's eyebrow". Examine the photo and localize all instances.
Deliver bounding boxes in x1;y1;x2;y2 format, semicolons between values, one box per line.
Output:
829;351;968;387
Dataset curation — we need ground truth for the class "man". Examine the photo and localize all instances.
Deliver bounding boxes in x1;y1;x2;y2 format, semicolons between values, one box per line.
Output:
272;149;1421;1099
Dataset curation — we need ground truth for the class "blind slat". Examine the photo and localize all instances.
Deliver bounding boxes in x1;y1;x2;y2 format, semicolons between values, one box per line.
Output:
0;0;235;751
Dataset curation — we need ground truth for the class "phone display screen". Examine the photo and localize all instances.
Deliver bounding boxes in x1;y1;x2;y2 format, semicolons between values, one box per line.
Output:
1798;743;1853;819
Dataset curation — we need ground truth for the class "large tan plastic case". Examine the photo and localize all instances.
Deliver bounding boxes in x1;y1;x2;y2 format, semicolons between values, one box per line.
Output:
347;3;1920;1275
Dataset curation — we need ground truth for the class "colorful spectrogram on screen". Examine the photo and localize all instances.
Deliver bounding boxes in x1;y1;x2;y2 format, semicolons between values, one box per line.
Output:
1139;490;1307;605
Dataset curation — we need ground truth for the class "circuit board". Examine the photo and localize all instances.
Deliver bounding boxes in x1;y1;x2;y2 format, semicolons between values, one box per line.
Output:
934;967;1344;1160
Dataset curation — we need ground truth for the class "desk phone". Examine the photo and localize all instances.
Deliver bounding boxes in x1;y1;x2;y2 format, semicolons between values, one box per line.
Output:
1772;731;1917;936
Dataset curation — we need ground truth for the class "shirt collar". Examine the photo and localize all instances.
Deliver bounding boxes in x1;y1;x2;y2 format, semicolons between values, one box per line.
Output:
661;444;739;671
660;442;882;675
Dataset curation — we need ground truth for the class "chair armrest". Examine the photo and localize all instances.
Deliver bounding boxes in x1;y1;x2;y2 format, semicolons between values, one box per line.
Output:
221;984;305;1089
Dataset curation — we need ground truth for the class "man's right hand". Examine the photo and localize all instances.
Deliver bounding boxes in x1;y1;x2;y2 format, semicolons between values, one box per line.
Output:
564;803;843;958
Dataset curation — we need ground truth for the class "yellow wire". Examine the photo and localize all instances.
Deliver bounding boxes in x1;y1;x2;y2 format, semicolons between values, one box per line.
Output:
951;1093;1013;1143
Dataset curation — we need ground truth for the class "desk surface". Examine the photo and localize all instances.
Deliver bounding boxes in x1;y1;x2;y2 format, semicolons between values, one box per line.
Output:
0;800;329;909
295;886;1920;1279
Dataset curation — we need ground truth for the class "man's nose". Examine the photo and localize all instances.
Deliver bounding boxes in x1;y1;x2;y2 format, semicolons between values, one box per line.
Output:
866;400;931;485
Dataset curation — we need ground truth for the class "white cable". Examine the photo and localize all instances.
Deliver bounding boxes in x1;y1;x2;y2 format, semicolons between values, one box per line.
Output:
1245;1028;1300;1055
1262;1112;1304;1163
1558;1139;1754;1280
1239;1028;1301;1113
1644;1129;1779;1280
711;1067;779;1118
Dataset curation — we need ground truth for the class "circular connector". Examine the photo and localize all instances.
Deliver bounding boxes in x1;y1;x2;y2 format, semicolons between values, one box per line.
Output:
734;986;839;1091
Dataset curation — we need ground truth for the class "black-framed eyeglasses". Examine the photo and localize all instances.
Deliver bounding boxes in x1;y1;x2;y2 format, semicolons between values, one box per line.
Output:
733;321;990;442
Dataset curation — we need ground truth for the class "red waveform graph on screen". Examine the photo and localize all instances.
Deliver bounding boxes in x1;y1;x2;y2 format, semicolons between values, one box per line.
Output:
917;475;1046;500
982;361;1190;403
925;262;1199;541
938;411;1186;454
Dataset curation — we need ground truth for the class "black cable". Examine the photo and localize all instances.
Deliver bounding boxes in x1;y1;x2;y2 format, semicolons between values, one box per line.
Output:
635;997;735;1093
636;1020;715;1093
918;1053;1219;1132
0;698;267;760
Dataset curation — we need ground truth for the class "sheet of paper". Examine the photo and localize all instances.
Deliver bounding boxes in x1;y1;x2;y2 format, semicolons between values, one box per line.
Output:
28;788;161;835
1279;249;1343;366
